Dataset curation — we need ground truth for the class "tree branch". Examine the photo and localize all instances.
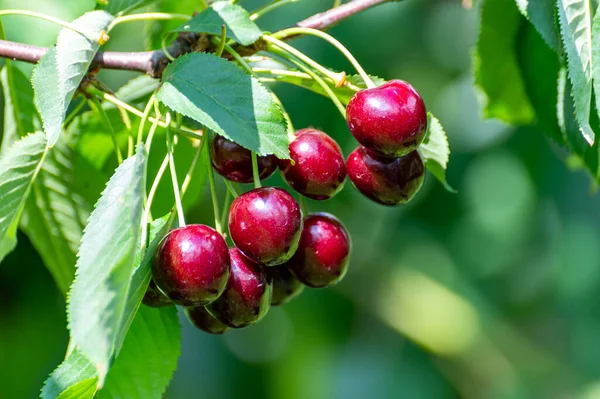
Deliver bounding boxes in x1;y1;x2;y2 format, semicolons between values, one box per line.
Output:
0;0;392;78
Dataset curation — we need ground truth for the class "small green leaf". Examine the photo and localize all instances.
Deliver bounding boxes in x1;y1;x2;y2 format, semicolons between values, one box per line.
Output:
590;5;600;132
0;64;37;153
33;11;114;146
41;348;97;399
157;52;289;158
101;0;160;15
558;0;595;144
67;145;146;383
0;132;47;262
515;0;560;50
474;0;535;124
419;114;454;192
173;1;262;45
56;378;98;399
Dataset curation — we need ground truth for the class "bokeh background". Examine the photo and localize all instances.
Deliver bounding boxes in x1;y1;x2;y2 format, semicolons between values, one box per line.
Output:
2;0;600;398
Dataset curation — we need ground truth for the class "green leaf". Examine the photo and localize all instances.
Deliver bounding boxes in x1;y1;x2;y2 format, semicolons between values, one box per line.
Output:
474;0;535;124
558;0;595;144
98;306;181;399
419;114;454;192
41;348;97;399
108;75;160;107
67;145;146;383
0;64;37;153
0;132;47;262
515;0;560;50
56;379;98;399
173;1;262;45
157;52;289;158
102;0;160;15
33;11;114;146
590;5;600;133
20;132;104;294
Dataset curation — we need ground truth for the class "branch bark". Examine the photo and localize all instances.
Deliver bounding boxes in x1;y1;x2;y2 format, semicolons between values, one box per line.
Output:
0;0;392;77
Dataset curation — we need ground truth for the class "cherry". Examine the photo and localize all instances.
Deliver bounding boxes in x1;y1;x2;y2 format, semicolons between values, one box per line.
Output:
142;280;172;308
152;224;230;307
210;135;277;183
267;266;304;306
346;146;425;206
185;306;231;335
207;248;272;328
287;213;351;288
280;128;346;200
228;187;303;266
346;80;427;157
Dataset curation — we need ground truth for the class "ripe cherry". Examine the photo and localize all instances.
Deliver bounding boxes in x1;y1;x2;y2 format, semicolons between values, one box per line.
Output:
228;187;303;266
280;129;346;200
142;280;172;308
152;224;230;307
346;146;425;206
185;306;231;335
267;266;304;306
210;135;277;183
287;213;351;288
207;248;272;328
346;80;427;157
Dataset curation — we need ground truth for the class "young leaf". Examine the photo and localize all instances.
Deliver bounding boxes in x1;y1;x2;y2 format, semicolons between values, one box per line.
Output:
474;0;535;124
157;52;289;158
558;0;595;144
0;132;47;262
55;379;98;399
98;306;181;399
419;114;454;192
0;64;37;153
67;145;146;383
33;11;114;146
41;348;97;399
173;1;262;45
515;0;560;50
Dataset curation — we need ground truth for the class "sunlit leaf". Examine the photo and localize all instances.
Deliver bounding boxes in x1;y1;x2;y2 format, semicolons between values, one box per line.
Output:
419;114;455;192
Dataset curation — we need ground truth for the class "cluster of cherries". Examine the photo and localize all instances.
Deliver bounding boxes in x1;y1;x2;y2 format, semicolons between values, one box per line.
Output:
143;79;428;334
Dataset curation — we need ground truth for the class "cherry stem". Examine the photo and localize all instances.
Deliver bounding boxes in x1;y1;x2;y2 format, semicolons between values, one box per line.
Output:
141;151;169;250
272;27;376;89
224;179;240;199
219;190;232;233
262;35;345;87
0;9;101;42
222;42;253;74
215;24;227;57
298;195;308;215
165;113;186;228
251;152;261;189
268;90;295;141
88;96;123;164
250;0;299;21
199;0;209;10
63;98;87;127
205;132;223;233
180;135;205;197
108;12;190;31
137;93;157;144
161;35;176;62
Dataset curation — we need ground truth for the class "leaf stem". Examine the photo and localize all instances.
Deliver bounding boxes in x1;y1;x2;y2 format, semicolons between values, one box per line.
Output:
215;24;227;57
205;132;223;233
165;113;186;227
252;67;311;79
250;0;299;21
251;152;261;189
109;12;190;31
89;96;123;164
0;10;101;42
272;27;375;88
262;35;346;87
222;43;253;74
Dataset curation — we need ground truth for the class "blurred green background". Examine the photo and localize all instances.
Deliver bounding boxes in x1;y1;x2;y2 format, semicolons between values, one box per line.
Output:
2;0;600;398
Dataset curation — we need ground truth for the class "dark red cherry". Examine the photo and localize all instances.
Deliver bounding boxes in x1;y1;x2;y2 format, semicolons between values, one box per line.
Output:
142;280;173;308
346;146;425;206
346;80;427;157
280;129;346;200
152;224;230;307
210;135;277;183
185;306;231;335
207;248;272;328
228;187;303;266
267;266;304;306
287;213;351;288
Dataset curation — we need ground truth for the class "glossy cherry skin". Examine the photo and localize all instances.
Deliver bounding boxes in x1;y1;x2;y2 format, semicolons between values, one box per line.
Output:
152;224;230;307
142;280;173;308
280;129;346;200
346;146;425;206
228;187;303;266
287;213;351;288
185;306;231;335
210;135;277;183
346;80;427;157
267;266;304;306
207;248;272;328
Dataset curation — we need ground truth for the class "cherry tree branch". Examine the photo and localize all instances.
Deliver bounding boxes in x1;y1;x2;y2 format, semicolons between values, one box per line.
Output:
0;0;392;77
